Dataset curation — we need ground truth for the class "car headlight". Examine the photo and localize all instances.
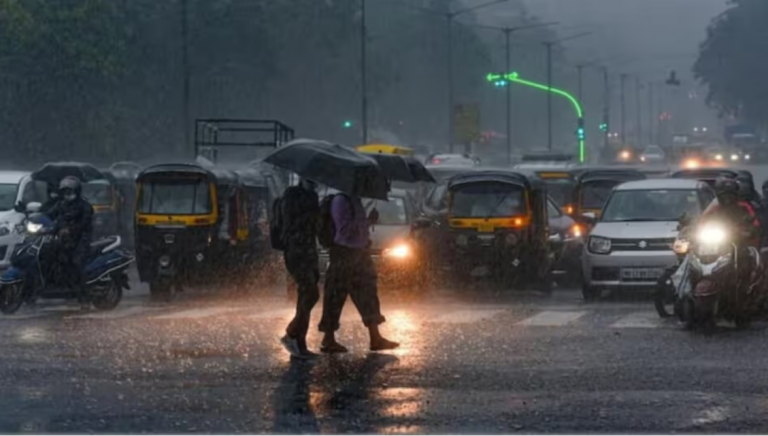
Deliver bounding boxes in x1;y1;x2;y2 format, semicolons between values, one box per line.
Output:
588;236;611;254
673;239;689;255
640;156;646;162
383;243;411;259
456;234;468;247
696;224;727;245
715;154;723;161
619;150;631;160
731;154;739;161
683;159;700;169
26;222;43;234
745;154;751;160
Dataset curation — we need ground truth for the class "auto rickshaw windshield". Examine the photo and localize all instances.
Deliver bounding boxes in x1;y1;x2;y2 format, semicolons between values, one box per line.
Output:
542;179;573;207
450;182;526;218
581;180;619;210
82;180;113;206
138;178;212;215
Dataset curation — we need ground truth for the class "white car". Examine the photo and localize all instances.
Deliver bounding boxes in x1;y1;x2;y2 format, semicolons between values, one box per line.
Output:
639;145;666;163
0;171;32;269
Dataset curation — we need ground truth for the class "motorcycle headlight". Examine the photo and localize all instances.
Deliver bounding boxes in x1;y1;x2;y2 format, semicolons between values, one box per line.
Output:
456;234;468;247
588;236;611;254
383;243;411;259
26;222;43;234
745;154;751;160
696;224;727;245
673;239;689;254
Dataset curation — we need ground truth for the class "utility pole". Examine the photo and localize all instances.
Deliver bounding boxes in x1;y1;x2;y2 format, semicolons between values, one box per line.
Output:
577;65;584;103
635;77;642;146
602;67;610;152
620;73;627;146
361;0;368;144
447;16;454;151
648;82;654;144
181;0;190;155
504;28;512;164
545;41;554;150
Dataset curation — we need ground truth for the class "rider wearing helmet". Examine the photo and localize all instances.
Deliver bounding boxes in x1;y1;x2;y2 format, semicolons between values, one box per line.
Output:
40;183;61;217
53;177;94;306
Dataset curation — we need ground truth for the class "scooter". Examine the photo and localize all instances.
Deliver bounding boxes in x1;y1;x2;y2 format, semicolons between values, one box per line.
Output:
678;220;763;330
0;212;134;315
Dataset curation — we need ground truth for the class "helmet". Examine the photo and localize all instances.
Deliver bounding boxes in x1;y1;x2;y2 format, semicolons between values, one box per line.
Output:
714;176;739;205
59;176;82;199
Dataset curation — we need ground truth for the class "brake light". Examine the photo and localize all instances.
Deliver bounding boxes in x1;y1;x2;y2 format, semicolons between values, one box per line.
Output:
431;158;443;165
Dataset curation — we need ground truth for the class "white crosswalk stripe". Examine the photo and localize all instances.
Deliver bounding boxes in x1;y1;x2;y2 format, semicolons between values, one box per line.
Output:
516;310;587;327
427;309;506;324
610;311;664;329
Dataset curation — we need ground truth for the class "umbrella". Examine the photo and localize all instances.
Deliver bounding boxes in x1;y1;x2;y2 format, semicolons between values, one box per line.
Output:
362;153;435;183
263;139;389;200
31;162;106;184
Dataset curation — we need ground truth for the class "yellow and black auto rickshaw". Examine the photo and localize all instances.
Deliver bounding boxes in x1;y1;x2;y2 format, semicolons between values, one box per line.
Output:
570;168;646;221
83;178;121;240
438;170;551;290
356;144;414;156
134;163;281;299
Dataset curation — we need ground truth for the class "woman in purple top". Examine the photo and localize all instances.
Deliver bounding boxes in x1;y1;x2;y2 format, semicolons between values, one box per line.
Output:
318;194;399;353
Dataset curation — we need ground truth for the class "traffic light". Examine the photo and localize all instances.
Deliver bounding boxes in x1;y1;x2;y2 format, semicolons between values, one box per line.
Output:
342;120;353;128
599;122;608;132
577;118;585;140
494;80;508;88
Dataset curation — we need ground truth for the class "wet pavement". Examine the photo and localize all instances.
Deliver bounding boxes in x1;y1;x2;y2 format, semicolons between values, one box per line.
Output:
3;279;768;434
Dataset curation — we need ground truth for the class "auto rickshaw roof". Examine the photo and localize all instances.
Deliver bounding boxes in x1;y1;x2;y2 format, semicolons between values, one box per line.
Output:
572;166;647;183
447;170;541;190
139;163;270;188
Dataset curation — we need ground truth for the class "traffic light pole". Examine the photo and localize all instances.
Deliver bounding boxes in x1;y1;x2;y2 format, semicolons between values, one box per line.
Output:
447;15;454;151
504;29;512;164
545;42;553;151
181;0;191;155
648;82;654;145
620;73;627;146
635;77;642;146
361;0;369;144
602;67;610;152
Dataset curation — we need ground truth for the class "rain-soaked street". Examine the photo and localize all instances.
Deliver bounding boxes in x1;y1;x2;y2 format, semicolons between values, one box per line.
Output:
4;274;768;434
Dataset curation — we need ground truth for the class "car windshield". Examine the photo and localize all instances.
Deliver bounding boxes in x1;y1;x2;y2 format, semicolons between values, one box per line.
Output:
450;182;526;218
138;179;212;215
365;197;408;225
542;179;573;207
581;180;620;210
0;183;18;211
82;180;113;206
602;189;703;222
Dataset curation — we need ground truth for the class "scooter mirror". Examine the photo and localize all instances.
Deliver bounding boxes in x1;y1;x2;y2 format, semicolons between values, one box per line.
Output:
26;202;41;214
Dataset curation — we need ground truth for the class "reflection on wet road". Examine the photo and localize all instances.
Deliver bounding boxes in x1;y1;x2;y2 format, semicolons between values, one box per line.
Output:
4;283;768;433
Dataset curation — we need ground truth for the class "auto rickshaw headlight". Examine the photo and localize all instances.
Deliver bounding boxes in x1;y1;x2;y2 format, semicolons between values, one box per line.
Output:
505;233;518;246
455;234;468;247
383;243;411;259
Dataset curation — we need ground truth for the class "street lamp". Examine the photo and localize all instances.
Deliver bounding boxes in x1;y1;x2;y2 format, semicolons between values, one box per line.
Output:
543;31;593;150
471;21;558;164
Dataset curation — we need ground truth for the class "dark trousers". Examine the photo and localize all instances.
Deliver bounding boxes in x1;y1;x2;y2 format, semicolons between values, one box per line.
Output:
284;246;320;346
319;246;385;333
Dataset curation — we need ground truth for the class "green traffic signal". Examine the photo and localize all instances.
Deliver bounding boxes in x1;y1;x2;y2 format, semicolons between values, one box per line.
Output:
342;120;353;128
599;123;608;132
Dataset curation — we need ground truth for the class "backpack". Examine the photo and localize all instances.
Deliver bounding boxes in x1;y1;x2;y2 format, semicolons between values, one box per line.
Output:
269;197;285;250
318;193;355;249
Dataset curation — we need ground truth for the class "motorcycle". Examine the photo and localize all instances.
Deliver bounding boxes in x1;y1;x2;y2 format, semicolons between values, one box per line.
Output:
678;219;763;330
653;230;691;318
0;213;134;315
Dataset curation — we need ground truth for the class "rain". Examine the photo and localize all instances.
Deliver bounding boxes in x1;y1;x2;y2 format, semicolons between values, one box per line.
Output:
8;0;768;433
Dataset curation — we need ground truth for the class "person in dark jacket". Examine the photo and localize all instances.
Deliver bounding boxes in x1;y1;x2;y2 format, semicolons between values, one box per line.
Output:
40;183;61;217
279;178;321;359
54;177;94;307
318;193;398;353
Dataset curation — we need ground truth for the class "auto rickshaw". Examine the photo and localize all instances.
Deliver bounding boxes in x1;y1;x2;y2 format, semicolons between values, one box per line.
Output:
356;144;414;156
436;170;551;290
570;168;647;221
134;163;280;299
82;178;121;240
103;165;142;248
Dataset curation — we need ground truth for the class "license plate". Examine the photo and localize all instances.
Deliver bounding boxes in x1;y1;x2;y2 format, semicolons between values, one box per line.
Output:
478;223;494;233
621;268;663;280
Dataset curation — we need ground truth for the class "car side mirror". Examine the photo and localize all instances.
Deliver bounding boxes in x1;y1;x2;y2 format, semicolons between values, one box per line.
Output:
14;201;25;213
26;202;41;214
580;212;596;225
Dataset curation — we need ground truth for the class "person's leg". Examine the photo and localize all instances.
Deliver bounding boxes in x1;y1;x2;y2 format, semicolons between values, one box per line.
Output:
318;248;350;353
285;255;320;351
347;251;398;351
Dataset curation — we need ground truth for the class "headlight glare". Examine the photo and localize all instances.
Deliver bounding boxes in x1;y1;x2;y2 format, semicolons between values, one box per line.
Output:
731;154;739;161
26;222;43;234
696;224;727;245
383;243;410;259
588;236;611;254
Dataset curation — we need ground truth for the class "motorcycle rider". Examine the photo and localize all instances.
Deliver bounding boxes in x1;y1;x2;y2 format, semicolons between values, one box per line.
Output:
53;177;94;307
40;183;61;217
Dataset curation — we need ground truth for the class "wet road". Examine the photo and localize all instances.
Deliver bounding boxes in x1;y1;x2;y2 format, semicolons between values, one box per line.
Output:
3;164;768;434
3;281;768;434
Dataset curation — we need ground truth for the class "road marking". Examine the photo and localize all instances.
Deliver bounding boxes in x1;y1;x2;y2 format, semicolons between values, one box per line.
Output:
610;311;663;329
151;307;241;320
428;309;506;324
67;305;161;320
516;310;586;327
691;406;730;426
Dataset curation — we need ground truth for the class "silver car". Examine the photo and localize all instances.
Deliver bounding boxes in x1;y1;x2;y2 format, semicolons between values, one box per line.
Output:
639;145;666;163
581;178;715;300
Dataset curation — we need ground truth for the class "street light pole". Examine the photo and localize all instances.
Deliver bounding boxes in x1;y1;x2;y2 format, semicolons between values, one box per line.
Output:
504;28;511;163
602;67;610;152
181;0;190;155
545;41;553;150
635;77;642;146
361;0;368;144
577;65;584;103
620;73;627;146
648;82;654;144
